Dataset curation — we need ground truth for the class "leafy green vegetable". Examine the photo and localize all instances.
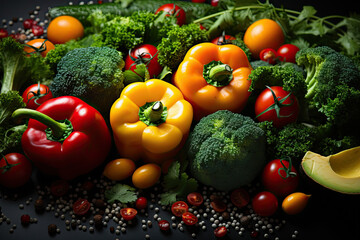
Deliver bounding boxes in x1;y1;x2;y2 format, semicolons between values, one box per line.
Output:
160;161;198;206
105;184;138;204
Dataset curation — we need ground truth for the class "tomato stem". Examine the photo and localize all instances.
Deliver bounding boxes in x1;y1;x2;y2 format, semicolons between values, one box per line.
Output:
278;157;297;179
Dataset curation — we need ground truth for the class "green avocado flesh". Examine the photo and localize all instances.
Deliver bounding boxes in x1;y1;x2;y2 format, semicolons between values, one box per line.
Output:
301;147;360;194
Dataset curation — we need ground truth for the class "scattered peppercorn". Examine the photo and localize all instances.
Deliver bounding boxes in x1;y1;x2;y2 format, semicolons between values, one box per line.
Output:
34;198;45;213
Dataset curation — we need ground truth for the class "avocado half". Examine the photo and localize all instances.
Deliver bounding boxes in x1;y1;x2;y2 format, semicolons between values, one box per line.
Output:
301;146;360;194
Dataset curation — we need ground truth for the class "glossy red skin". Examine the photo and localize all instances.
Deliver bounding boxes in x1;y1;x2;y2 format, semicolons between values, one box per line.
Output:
125;44;162;78
120;208;137;221
277;44;300;63
259;48;277;64
21;96;111;180
214;226;228;238
0;153;32;188
182;212;198;225
155;4;186;26
255;86;299;128
73;199;91;215
252;191;278;217
262;159;299;197
171;201;189;217
135;197;148;209
22;84;53;110
211;0;219;7
187;192;204;206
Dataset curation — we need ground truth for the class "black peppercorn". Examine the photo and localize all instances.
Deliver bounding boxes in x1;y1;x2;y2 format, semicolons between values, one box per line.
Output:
48;224;57;235
93;214;103;229
34;198;45;213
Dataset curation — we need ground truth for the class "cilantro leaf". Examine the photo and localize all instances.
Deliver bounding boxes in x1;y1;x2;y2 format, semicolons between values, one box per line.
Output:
105;184;138;204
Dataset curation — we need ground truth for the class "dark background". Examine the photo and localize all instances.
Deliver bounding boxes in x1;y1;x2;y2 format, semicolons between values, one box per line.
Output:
1;1;360;240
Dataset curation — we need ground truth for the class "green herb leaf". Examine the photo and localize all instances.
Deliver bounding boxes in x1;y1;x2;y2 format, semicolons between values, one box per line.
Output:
105;184;138;204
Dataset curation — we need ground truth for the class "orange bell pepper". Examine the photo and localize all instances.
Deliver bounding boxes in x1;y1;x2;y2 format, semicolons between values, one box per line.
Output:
173;42;252;120
110;79;193;164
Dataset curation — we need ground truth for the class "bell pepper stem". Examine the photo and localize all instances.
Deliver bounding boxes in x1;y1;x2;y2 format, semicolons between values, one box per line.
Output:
12;108;73;142
143;101;164;123
203;61;233;87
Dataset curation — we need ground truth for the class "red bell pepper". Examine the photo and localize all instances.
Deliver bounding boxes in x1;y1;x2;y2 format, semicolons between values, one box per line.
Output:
12;96;111;180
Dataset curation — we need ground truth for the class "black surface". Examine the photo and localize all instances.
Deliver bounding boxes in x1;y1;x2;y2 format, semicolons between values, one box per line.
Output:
1;1;360;240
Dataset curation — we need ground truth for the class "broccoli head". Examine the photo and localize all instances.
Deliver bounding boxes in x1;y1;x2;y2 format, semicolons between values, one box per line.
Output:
296;46;360;133
187;110;266;191
50;46;125;117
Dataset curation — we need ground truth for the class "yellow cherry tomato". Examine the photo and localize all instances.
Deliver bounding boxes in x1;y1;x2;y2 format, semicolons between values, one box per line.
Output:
103;158;136;181
132;163;161;189
24;38;55;57
282;192;311;215
47;16;84;44
243;18;285;59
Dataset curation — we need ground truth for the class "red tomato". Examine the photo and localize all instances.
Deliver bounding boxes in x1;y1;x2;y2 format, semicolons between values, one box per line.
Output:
120;208;138;221
255;86;299;128
50;179;69;197
0;153;32;188
210;198;227;213
135;197;148;210
214;226;228;238
182;212;198;225
230;188;250;208
187;192;203;206
171;201;189;217
259;48;277;64
24;39;55;57
22;83;53;109
262;159;299;197
211;0;219;6
23;19;37;29
252;191;278;217
31;25;44;37
73;199;91;216
211;34;236;45
277;44;300;63
125;44;162;78
155;4;186;26
0;28;8;39
158;219;170;231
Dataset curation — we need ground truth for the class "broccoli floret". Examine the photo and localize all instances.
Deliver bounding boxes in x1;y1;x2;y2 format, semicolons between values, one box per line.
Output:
0;37;53;94
0;91;26;154
250;60;272;69
157;23;208;70
248;64;307;102
187;110;266;191
296;46;360;133
44;33;104;73
85;9;115;34
50;46;125;117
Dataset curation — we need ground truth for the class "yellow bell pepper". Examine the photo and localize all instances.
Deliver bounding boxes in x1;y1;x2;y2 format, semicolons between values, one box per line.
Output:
173;42;252;121
110;79;193;164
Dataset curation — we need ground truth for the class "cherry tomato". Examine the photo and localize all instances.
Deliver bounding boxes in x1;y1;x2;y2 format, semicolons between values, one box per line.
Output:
23;19;37;29
31;25;44;37
230;188;250;208
47;16;84;44
132;163;161;189
158;219;170;231
244;18;284;58
0;153;32;188
73;199;91;216
259;48;277;64
120;207;138;221
187;192;203;206
210;198;227;213
214;226;228;238
50;179;69;197
277;44;300;63
255;86;299;128
171;201;189;217
182;212;198;225
155;4;186;26
211;34;236;45
262;158;299;197
135;197;148;210
103;158;136;181
211;0;219;7
252;191;278;217
125;44;162;78
22;83;53;109
24;39;55;57
0;28;8;39
282;192;311;215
